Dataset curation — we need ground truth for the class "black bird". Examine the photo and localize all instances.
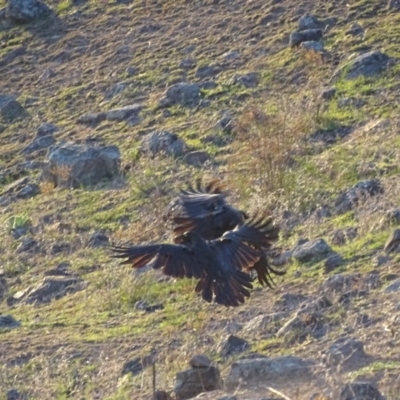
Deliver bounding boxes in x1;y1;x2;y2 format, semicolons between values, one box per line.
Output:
167;179;285;287
111;215;274;307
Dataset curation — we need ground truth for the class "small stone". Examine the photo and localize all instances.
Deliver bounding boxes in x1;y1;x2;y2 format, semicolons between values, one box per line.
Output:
346;23;364;37
384;279;400;293
140;130;187;158
16;237;38;253
320;87;336;100
290;29;323;47
298;13;320;30
300;40;325;53
384;229;400;254
0;315;21;330
189;354;212;368
77;112;106;124
6;388;26;400
292;238;332;263
134;300;164;313
180;58;196;69
324;253;345;273
340;382;384;400
159;82;200;108
331;227;358;246
194;64;220;79
86;231;109;248
6;0;52;23
105;104;142;122
36;122;58;137
183;151;210;167
325;337;366;368
218;335;250;358
0;99;26;121
373;255;390;267
231;72;259;88
121;357;143;376
22;135;55;154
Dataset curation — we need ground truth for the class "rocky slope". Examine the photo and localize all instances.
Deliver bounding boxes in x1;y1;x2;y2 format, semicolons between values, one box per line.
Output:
1;0;400;399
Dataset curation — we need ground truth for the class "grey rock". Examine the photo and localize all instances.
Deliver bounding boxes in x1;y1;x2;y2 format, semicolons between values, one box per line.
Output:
134;300;164;313
222;50;240;62
15;276;85;304
388;0;400;10
214;115;234;133
159;82;200;107
174;366;222;400
320;274;358;294
194;64;220;79
189;354;212;368
373;255;390;267
0;99;25;121
338;97;366;109
332;51;391;81
335;180;383;214
6;0;52;22
6;389;26;400
243;313;286;334
384;278;400;293
298;13;320;30
103;82;126;100
121;357;144;376
321;87;336;100
331;227;358;246
384;228;400;254
324;253;345;273
36;122;58;137
346;23;364;37
300;40;325;53
22;134;55;154
125;66;138;76
16;237;38;253
183;150;210;167
43;143;121;188
271;250;293;267
225;356;314;391
223;322;243;334
0;315;21;329
105;104;142;121
50;242;71;254
385;208;400;225
275;292;309;311
199;81;218;90
290;29;323;47
44;261;71;277
231;72;259;88
10;224;31;239
86;231;109;248
219;335;250;358
325;337;366;368
292;238;332;263
77;112;106;124
15;183;40;199
340;382;384;400
140;130;187;158
218;396;237;400
180;58;196;69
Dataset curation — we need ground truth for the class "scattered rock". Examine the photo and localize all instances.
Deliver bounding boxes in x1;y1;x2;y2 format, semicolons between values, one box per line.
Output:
103;82;126;100
231;72;259;88
50;242;71;254
105;104;142;122
155;391;172;400
332;51;391;81
140;130;187;158
36;122;58;137
242;313;286;334
384;278;400;293
86;231;109;248
225;356;314;391
218;335;250;358
373;255;390;267
6;389;26;400
189;355;212;368
6;0;52;23
222;50;240;62
180;58;196;69
345;23;364;37
324;253;345;273
16;237;38;254
214;115;234;134
320;87;336;100
10;223;31;239
320;274;358;295
16;182;40;199
290;29;323;47
77;112;106;125
275;292;309;311
338;97;366;109
12;276;85;305
194;64;220;79
22;134;55;155
183;151;210;167
340;382;384;400
300;40;325;53
0;315;21;330
331;227;358;246
134;300;164;313
324;337;367;368
298;13;320;30
385;208;400;225
159;82;201;107
292;238;332;263
0;98;26;121
42;143;121;188
121;357;145;376
335;180;383;214
388;0;400;10
174;365;222;400
44;261;71;277
384;229;400;254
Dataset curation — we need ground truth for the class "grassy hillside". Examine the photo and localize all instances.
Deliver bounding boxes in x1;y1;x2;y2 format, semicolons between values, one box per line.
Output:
1;0;400;399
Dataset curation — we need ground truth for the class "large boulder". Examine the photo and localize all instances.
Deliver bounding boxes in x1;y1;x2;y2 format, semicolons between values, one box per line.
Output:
225;356;314;391
42;143;121;188
6;0;52;23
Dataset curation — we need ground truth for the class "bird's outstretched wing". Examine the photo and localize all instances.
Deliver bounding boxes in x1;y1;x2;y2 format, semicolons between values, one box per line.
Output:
110;243;203;279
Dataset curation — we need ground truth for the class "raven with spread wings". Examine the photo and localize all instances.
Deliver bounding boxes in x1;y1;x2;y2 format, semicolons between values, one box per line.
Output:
111;215;274;307
167;179;285;288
